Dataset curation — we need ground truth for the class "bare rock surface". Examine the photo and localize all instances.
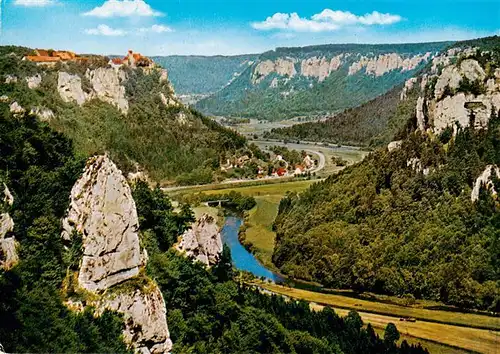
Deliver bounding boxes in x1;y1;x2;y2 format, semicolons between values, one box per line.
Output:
418;54;500;134
1;185;18;270
252;58;296;84
63;155;173;353
9;102;25;116
26;74;42;89
62;155;141;291
472;165;500;201
176;213;222;266
300;55;343;82
349;52;431;77
58;72;88;105
387;140;403;152
96;286;172;354
86;68;129;114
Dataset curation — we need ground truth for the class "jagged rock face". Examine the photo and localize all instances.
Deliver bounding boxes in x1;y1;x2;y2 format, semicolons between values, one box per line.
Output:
252;58;297;84
300;55;343;82
419;54;500;134
26;74;42;89
86;68;129;114
416;96;426;131
63;156;173;353
400;77;418;100
96;286;172;354
1;184;18;270
58;72;88;105
176;213;222;266
30;106;54;121
349;52;431;76
62;155;141;292
472;165;500;201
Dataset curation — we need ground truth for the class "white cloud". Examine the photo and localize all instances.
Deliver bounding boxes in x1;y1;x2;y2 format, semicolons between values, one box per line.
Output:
13;0;55;6
252;9;402;32
85;24;127;36
83;0;162;18
139;24;173;33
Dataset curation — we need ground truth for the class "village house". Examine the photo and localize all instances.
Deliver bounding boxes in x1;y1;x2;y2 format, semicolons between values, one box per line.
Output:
294;165;305;176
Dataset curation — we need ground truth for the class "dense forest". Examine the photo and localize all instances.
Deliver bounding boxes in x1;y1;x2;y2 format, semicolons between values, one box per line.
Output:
0;111;428;353
0;46;258;185
196;42;450;121
273;115;500;310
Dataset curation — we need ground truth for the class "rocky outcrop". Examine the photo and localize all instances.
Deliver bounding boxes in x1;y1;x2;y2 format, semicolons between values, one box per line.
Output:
63;155;172;353
30;106;54;121
387;140;402;152
86;68;129;114
4;75;17;84
160;92;180;108
400;77;418;100
0;95;9;103
300;55;343;82
62;155;141;292
252;58;296;84
349;52;431;77
420;55;500;134
416;96;426;131
9;102;25;116
471;165;500;201
58;72;88;105
176;213;222;266
26;74;42;89
96;286;172;354
1;184;18;270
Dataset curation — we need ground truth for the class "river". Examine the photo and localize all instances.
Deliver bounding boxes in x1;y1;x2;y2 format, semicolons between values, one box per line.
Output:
221;216;284;283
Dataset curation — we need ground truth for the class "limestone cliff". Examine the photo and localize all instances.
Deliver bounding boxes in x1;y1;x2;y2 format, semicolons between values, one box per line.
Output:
86;68;129;114
176;213;222;266
252;58;297;84
0;184;18;270
415;49;500;134
348;52;431;76
63;155;172;353
471;165;500;202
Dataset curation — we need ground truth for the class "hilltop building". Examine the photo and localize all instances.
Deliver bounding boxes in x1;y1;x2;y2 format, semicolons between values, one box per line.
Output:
109;50;154;69
24;49;88;66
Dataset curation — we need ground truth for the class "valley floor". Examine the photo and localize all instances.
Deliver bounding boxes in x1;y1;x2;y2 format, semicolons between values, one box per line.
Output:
257;283;499;354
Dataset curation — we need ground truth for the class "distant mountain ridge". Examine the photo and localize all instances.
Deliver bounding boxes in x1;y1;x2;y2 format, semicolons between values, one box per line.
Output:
194;41;452;120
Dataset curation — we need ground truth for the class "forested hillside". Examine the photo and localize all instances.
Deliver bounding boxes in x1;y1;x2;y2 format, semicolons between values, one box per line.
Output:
264;84;417;147
196;41;450;121
153;54;258;95
0;46;259;185
0;110;428;353
272;37;500;310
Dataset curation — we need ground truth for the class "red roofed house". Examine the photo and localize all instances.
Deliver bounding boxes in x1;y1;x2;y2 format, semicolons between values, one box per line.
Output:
275;168;288;177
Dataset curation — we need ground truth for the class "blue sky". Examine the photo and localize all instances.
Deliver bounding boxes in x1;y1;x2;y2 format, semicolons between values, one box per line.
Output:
0;0;499;55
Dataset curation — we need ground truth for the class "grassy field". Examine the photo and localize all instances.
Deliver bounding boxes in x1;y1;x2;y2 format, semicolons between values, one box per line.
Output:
371;327;470;354
259;283;500;331
192;179;319;197
265;284;499;353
